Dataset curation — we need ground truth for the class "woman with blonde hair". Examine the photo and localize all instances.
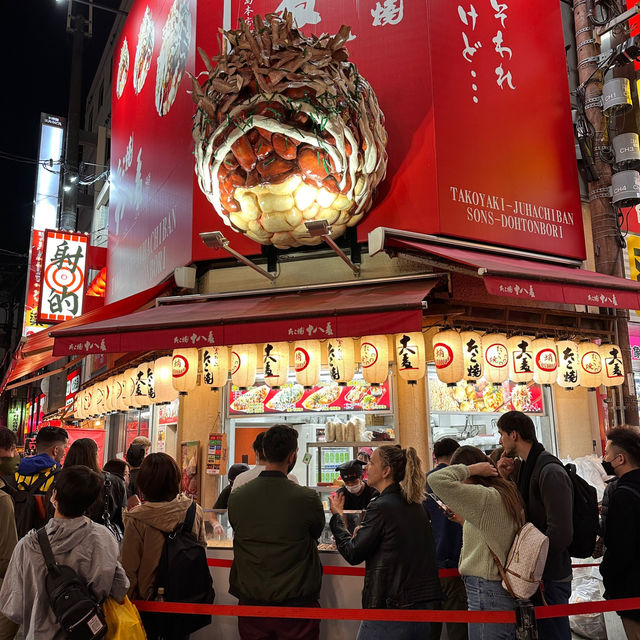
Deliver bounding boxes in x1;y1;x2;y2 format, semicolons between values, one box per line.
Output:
429;445;525;640
329;445;441;639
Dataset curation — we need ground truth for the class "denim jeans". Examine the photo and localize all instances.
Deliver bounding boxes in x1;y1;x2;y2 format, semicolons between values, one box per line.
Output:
356;601;436;640
531;579;571;640
463;576;515;640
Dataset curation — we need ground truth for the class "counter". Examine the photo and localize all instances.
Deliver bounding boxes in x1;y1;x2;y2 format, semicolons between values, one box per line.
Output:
192;547;364;640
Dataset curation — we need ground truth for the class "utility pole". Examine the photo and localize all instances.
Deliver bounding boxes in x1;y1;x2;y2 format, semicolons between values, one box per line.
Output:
573;1;639;426
59;9;87;232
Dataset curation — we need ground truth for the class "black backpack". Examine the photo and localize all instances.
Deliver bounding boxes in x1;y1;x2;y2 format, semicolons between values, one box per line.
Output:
143;501;215;637
4;469;59;538
543;459;599;558
36;527;107;640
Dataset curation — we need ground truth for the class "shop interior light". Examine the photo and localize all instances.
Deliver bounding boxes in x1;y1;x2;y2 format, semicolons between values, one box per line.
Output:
304;220;360;277
199;231;276;282
63;185;71;192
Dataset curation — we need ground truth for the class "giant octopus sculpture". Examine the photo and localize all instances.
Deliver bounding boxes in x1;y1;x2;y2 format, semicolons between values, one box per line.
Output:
192;12;388;249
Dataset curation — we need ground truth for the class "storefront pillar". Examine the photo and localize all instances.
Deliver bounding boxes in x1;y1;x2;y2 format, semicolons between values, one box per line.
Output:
178;386;224;509
395;372;430;469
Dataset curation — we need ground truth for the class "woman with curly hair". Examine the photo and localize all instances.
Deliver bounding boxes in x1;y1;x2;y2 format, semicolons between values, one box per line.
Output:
329;445;441;639
429;445;525;640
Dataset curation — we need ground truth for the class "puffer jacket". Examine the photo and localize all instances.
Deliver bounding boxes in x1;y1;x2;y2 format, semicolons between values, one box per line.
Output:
120;494;206;600
330;483;442;609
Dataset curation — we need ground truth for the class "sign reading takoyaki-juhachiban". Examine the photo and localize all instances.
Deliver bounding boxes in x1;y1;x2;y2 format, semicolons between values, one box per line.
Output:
229;379;391;415
109;0;584;302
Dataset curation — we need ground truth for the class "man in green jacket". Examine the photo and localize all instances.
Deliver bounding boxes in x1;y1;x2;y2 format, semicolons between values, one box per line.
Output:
228;424;325;640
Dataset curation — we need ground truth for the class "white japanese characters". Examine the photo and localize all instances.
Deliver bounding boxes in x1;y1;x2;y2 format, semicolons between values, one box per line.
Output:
371;0;404;27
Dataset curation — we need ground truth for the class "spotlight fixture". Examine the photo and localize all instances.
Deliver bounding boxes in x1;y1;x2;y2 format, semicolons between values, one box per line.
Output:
303;220;360;277
199;231;276;282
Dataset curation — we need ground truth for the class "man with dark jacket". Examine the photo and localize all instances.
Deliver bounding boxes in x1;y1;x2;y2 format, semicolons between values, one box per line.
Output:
497;411;573;640
426;438;467;640
600;426;640;640
228;424;325;640
13;426;68;538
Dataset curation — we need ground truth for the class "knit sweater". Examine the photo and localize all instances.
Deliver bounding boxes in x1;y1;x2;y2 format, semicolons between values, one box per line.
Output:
428;464;519;581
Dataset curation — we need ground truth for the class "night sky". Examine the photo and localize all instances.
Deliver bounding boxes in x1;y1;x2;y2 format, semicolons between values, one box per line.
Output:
0;0;121;278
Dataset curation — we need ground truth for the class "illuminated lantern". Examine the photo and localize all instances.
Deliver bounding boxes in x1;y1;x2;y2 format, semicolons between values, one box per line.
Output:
116;373;129;411
600;343;625;387
460;331;483;382
172;349;199;395
146;362;156;403
262;343;289;388
123;368;138;407
327;338;355;385
201;346;229;389
107;377;119;412
556;340;579;389
395;332;426;385
432;330;463;386
133;363;149;407
89;385;100;416
74;394;83;420
578;341;603;389
508;335;534;384
482;333;509;385
154;356;178;404
231;344;257;389
532;338;558;386
294;340;321;388
360;335;390;386
97;381;108;415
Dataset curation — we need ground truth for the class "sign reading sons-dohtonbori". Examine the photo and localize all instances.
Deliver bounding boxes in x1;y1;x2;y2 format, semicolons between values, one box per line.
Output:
38;230;88;323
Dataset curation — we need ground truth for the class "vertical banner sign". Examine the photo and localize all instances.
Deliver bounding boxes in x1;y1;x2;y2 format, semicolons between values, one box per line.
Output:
23;230;47;336
626;232;640;318
38;230;88;323
65;368;81;408
23;114;65;336
109;0;197;303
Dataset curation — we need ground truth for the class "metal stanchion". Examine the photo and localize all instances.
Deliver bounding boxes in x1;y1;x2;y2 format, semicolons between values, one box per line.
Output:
515;600;538;640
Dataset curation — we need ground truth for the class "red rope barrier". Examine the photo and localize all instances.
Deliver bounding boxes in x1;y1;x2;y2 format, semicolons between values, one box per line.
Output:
206;558;602;578
133;596;640;623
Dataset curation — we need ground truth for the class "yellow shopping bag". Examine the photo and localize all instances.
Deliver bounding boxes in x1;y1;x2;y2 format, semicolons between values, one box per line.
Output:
103;596;147;640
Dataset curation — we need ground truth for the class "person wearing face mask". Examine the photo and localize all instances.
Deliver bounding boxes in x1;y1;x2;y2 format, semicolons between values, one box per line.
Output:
336;459;378;511
0;428;20;640
12;426;68;539
228;424;325;640
600;426;640;640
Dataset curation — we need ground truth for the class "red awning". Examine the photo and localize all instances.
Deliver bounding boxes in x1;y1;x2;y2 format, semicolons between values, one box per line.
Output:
50;278;440;356
385;238;640;310
1;277;174;391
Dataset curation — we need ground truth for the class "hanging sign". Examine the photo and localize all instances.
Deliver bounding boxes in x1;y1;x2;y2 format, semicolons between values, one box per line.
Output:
65;368;81;408
206;432;228;475
38;230;88;323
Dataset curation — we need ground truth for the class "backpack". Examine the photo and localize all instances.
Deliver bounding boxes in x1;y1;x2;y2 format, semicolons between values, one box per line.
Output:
4;469;59;538
489;522;550;600
144;501;214;637
542;459;599;558
36;527;107;640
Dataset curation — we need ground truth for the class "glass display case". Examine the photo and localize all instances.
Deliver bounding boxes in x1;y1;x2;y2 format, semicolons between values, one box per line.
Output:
204;508;362;552
428;365;558;454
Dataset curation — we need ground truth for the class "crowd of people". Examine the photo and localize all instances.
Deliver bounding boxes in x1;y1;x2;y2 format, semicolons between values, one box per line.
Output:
0;412;639;640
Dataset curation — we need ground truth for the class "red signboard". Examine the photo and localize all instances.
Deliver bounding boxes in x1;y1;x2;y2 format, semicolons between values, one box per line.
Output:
23;230;48;336
65;368;81;408
109;0;197;302
38;230;89;323
111;0;584;302
228;379;391;415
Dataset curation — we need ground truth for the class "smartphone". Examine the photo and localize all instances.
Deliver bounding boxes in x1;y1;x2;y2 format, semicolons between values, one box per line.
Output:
426;492;449;513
